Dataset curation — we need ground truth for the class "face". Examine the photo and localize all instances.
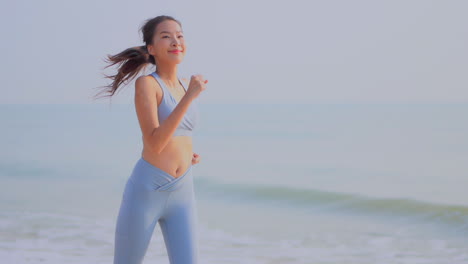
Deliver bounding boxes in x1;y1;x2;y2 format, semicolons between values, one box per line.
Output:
148;20;186;65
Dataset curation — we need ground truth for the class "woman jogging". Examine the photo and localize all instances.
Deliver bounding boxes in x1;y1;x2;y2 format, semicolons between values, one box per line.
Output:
96;15;207;264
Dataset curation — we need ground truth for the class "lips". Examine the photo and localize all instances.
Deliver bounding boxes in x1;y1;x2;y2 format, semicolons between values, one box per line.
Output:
169;50;182;54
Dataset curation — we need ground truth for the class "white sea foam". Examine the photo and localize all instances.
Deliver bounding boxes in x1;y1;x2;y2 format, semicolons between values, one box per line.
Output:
2;104;468;263
1;210;467;264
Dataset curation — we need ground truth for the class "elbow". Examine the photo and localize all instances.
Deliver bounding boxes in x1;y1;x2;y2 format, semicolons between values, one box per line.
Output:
146;128;164;154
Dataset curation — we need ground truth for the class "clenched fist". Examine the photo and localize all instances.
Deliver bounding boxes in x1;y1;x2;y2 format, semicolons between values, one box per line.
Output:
185;74;207;101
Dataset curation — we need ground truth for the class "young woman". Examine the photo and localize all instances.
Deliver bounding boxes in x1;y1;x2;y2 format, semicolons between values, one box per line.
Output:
96;15;207;264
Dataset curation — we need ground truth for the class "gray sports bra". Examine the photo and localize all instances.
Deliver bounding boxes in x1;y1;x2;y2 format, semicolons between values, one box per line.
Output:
149;71;199;137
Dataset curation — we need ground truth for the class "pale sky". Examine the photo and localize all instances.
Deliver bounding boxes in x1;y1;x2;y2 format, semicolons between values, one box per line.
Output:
1;0;467;104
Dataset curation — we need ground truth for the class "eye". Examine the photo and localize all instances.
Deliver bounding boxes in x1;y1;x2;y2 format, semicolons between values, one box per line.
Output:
178;35;184;38
162;36;169;38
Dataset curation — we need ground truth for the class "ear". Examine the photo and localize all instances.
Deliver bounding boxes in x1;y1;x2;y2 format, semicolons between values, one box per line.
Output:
147;44;154;55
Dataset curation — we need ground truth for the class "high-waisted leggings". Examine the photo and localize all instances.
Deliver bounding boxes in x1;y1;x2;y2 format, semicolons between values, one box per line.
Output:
113;157;199;264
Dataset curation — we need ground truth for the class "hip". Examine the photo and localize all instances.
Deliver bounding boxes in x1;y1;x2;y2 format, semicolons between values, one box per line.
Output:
128;157;194;193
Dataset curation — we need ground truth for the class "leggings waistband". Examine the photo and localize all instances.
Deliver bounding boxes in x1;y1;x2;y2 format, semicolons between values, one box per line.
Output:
130;157;193;192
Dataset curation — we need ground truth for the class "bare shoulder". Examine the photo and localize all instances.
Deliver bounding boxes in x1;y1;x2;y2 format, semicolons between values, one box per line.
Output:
135;74;161;98
135;75;158;91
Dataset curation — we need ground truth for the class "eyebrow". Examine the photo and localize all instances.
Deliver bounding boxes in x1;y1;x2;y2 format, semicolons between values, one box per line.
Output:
159;31;183;34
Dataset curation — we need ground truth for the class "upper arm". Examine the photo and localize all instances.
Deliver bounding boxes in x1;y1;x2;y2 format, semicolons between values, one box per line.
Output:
134;75;160;142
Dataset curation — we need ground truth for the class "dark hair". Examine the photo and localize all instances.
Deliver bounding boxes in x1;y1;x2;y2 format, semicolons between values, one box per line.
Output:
93;15;182;100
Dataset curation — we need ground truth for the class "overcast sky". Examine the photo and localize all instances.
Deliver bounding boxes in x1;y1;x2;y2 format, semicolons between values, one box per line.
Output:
1;0;467;104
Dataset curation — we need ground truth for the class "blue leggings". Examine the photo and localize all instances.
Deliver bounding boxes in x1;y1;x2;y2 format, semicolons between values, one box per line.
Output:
113;157;199;264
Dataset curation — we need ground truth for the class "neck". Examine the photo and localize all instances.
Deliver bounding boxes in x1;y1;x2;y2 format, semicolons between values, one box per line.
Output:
155;64;179;88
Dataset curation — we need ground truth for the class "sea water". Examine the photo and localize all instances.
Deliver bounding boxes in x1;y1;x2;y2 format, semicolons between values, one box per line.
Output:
1;103;467;264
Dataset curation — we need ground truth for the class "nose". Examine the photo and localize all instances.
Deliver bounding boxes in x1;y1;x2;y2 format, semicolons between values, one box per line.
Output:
172;37;181;46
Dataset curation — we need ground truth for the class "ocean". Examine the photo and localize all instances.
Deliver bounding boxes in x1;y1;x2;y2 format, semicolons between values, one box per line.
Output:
1;103;467;264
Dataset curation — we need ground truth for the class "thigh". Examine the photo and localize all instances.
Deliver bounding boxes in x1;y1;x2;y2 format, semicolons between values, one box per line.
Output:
113;178;169;264
159;173;199;264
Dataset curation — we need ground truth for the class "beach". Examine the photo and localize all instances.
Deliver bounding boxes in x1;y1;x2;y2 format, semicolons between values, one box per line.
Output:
1;103;467;264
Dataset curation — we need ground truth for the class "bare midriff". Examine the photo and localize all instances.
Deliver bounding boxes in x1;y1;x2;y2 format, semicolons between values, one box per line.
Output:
141;137;193;179
140;78;193;179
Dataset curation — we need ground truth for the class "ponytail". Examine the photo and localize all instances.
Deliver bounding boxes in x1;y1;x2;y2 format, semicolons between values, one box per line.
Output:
94;45;154;100
93;15;181;101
